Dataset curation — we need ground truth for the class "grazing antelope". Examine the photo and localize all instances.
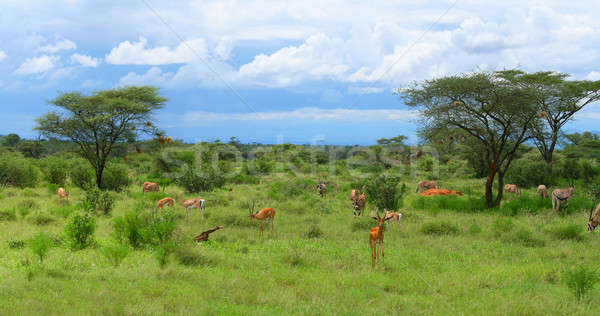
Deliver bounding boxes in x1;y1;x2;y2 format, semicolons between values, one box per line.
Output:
58;187;69;203
537;185;549;199
142;181;160;193
317;182;326;198
369;210;392;270
156;197;175;210
352;193;367;216
384;210;403;228
248;202;275;236
416;180;438;193
194;226;223;242
588;203;600;232
177;195;205;221
552;187;575;213
504;184;520;196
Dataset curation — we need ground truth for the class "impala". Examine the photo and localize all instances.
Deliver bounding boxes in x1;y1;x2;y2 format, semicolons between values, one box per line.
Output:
370;210;392;270
142;181;159;193
384;210;403;228
588;203;600;232
248;202;275;236
552;187;575;213
352;193;366;216
156;197;175;210
416;180;437;193
177;195;205;221
537;185;548;199
58;187;69;203
504;184;520;196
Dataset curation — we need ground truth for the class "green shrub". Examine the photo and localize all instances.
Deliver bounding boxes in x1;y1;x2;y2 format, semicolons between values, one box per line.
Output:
83;188;115;215
421;221;460;235
177;164;225;193
363;173;407;211
27;212;55;226
100;242;130;267
8;238;25;249
64;212;96;249
148;211;177;243
154;242;176;269
550;224;585;242
28;232;53;263
0;208;17;221
101;163;131;191
565;265;599;300
70;159;94;189
174;246;213;266
305;224;323;238
0;153;39;188
113;211;147;248
97;191;115;215
44;157;68;186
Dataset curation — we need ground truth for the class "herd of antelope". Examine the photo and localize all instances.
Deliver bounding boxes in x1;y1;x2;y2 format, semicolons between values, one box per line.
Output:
53;177;599;271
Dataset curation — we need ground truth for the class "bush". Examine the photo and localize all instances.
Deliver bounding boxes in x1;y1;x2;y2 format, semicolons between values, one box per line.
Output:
70;159;94;189
8;238;25;249
155;242;176;269
565;265;599;300
549;224;585;242
421;221;460;235
101;163;131;191
83;188;115;215
363;173;407;211
148;211;177;243
113;211;147;248
64;212;96;250
101;242;130;267
177;164;225;193
505;159;556;188
27;212;55;226
44;157;68;186
305;224;323;238
174;246;213;266
0;153;38;188
113;211;176;248
28;232;53;263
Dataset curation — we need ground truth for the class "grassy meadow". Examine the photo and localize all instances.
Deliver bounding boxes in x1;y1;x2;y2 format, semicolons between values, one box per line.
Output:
0;176;599;315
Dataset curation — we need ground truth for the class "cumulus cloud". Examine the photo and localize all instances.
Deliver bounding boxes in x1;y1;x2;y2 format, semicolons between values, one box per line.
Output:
70;53;100;67
39;39;77;53
13;55;59;75
119;67;174;86
586;71;600;81
105;37;208;65
347;86;385;94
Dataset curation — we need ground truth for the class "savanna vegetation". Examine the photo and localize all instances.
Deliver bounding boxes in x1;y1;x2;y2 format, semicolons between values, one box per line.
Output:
2;71;600;315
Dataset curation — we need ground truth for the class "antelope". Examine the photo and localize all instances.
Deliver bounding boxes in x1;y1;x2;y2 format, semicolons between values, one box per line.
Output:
317;182;326;197
352;193;367;216
350;189;360;201
142;181;160;193
248;202;275;236
537;185;549;199
369;210;392;270
416;180;438;193
177;195;205;221
194;226;223;242
58;187;69;203
384;210;403;228
552;187;575;213
156;197;175;210
504;184;520;196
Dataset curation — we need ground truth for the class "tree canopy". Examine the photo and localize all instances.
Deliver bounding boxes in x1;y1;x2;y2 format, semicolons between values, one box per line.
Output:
36;86;167;188
402;70;541;208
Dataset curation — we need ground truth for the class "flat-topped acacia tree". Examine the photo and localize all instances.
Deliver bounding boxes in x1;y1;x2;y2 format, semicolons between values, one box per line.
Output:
402;71;541;208
36;86;167;188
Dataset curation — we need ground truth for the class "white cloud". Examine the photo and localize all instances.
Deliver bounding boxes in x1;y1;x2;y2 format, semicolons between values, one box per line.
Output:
70;53;100;67
119;67;174;86
0;50;6;62
105;37;208;65
13;55;59;75
39;39;77;53
347;86;385;94
182;107;418;123
586;71;600;81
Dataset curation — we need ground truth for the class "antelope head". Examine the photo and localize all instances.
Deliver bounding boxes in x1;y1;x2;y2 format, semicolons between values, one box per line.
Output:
248;201;256;219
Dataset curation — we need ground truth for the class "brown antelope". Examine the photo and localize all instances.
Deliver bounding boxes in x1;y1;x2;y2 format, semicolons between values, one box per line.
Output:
142;181;160;193
552;187;575;212
194;226;223;242
384;210;403;228
588;203;600;232
352;193;366;216
350;189;360;201
177;195;205;221
248;202;275;236
58;187;69;203
317;182;326;197
504;184;520;196
369;210;392;270
416;180;437;193
537;185;548;199
156;197;175;210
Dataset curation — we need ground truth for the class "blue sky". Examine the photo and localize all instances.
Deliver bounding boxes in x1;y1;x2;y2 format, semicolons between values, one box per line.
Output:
1;0;600;145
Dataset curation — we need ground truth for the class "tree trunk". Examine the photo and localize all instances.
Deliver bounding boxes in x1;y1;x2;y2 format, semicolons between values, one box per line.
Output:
485;163;497;208
495;171;505;207
96;163;105;189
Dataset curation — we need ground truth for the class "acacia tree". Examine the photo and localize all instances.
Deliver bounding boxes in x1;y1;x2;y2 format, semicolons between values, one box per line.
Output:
36;86;166;188
402;71;541;208
500;71;600;163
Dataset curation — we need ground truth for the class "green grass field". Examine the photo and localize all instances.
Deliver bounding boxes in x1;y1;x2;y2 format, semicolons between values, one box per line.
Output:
1;177;599;315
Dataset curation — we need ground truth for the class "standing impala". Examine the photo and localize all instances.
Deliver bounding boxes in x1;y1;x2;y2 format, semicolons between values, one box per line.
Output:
552;186;575;213
156;197;175;214
369;210;392;270
58;187;69;203
177;195;205;221
248;202;275;236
